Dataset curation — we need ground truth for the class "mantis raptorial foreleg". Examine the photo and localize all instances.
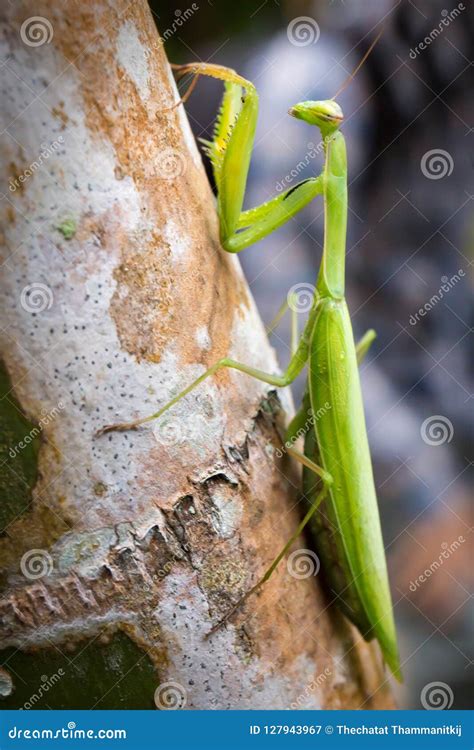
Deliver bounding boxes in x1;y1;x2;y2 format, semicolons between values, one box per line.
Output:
225;178;323;252
171;63;324;253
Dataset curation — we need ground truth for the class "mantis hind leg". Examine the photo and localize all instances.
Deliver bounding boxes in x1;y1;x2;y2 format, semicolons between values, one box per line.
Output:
206;449;332;638
284;392;312;446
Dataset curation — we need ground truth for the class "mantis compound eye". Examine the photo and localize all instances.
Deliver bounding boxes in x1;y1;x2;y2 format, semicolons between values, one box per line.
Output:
288;100;344;131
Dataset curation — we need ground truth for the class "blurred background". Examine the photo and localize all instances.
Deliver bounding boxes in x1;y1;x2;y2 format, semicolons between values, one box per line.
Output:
152;0;472;709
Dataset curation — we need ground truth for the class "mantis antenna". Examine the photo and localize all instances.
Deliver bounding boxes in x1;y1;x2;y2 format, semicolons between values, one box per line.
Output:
167;28;385;111
331;25;385;100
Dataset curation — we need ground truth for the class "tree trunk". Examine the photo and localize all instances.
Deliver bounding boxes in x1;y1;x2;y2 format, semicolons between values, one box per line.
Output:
0;0;394;709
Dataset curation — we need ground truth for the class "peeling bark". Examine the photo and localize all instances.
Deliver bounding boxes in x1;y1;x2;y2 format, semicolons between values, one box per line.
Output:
0;0;395;709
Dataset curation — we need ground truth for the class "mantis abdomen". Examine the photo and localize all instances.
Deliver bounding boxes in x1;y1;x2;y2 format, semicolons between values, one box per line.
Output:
303;297;400;679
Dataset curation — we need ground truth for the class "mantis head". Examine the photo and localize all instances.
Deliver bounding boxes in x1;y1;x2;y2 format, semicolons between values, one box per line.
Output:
288;28;383;138
288;100;343;137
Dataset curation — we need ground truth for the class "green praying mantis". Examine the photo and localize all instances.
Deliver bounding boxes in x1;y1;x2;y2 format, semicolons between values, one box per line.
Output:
97;48;401;680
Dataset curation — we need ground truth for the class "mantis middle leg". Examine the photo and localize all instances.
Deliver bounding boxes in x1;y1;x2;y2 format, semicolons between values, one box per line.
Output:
96;310;318;436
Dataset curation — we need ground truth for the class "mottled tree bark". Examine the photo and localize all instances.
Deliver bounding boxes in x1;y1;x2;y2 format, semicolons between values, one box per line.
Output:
0;0;394;709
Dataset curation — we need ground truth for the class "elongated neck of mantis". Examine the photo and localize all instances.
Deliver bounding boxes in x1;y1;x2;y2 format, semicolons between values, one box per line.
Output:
317;131;348;300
